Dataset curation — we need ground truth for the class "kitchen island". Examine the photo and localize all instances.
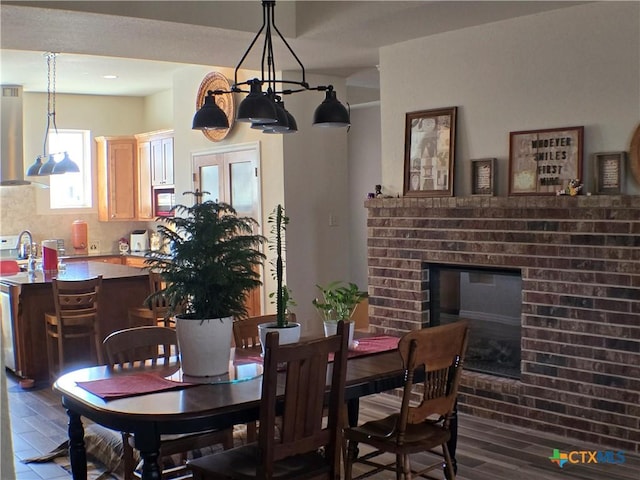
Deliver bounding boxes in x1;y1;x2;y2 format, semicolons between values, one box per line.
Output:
0;261;150;383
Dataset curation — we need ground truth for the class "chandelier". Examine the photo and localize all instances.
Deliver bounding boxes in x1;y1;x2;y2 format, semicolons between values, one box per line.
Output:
192;0;350;135
26;52;80;176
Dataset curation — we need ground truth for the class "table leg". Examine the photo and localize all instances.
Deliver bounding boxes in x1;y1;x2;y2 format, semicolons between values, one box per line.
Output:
135;431;163;480
66;409;87;480
444;400;458;480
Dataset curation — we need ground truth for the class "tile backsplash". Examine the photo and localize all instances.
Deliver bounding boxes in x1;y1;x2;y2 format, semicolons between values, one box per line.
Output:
0;185;156;255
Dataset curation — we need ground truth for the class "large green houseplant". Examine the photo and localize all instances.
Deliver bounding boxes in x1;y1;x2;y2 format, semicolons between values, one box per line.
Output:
258;204;300;351
145;191;265;376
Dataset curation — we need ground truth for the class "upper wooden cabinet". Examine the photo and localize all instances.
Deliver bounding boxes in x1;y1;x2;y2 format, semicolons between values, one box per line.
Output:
136;139;154;220
96;136;138;221
137;130;174;187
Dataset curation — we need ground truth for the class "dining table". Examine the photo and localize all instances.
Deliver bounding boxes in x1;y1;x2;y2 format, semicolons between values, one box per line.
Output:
53;334;458;480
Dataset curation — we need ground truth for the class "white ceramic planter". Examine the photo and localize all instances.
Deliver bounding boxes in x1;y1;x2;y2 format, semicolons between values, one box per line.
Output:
175;315;234;377
323;320;355;348
257;322;302;355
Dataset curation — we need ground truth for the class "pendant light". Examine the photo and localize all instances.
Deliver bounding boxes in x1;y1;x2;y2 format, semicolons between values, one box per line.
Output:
192;0;350;134
26;52;80;177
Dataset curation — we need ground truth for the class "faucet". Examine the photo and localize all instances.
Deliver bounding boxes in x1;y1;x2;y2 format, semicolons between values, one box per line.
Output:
16;230;34;259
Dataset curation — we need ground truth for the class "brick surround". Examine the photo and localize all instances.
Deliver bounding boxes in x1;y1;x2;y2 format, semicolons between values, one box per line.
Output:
365;195;640;453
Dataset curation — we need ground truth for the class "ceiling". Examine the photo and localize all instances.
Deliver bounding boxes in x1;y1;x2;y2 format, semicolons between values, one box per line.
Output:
0;1;587;97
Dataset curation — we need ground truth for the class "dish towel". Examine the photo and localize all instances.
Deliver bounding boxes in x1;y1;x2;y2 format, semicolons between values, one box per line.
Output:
76;373;194;400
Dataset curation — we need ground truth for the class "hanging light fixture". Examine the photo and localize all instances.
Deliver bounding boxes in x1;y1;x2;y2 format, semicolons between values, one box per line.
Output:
192;0;350;134
26;52;80;177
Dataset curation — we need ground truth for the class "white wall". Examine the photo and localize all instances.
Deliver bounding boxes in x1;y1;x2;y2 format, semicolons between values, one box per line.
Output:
379;2;640;196
348;104;382;290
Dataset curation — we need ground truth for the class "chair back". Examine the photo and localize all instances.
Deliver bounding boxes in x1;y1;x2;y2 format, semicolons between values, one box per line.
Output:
147;271;172;323
258;320;349;478
52;276;103;326
397;321;469;434
103;325;178;368
233;313;297;349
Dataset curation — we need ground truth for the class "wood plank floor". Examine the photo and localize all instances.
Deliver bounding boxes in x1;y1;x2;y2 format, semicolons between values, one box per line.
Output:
6;370;640;480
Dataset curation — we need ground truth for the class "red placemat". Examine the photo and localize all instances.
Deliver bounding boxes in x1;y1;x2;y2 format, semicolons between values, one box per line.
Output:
76;373;195;400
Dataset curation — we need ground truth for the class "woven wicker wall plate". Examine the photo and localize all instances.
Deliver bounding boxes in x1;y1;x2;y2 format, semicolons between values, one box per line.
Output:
195;72;235;142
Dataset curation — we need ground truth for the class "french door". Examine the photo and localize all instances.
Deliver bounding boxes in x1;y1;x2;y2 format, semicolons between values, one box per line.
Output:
192;144;262;316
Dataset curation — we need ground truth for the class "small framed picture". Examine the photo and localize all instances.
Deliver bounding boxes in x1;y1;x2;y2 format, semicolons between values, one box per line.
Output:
471;158;495;196
508;126;583;195
403;107;457;197
594;151;626;194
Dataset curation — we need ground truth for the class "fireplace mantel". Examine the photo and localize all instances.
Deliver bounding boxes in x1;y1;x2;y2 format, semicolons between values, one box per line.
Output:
366;195;640;453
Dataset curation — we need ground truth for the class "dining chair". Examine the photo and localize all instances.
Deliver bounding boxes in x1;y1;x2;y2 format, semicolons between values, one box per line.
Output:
103;325;234;480
343;320;469;480
187;320;350;480
128;271;173;328
232;313;297;442
44;276;104;382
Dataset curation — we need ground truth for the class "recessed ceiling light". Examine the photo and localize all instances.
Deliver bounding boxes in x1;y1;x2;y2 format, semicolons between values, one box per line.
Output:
103;75;118;80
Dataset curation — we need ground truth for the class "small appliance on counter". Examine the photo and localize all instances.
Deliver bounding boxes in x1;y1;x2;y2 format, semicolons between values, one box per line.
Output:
130;230;149;252
71;220;88;255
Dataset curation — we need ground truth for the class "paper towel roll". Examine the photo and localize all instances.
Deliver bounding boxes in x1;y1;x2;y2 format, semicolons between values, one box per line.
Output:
42;240;58;273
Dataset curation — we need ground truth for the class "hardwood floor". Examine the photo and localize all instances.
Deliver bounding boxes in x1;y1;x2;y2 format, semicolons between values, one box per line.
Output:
6;370;639;480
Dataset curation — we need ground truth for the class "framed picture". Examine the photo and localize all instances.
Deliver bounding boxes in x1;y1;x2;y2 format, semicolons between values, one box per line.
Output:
403;107;457;197
471;158;495;196
594;151;626;194
508;126;583;195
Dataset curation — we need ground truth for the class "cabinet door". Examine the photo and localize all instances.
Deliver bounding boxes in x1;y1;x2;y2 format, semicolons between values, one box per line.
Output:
162;137;174;185
151;136;174;186
97;137;137;221
137;140;154;220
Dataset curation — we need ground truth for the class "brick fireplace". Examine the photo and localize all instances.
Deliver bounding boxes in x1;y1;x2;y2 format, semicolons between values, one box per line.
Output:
366;195;640;453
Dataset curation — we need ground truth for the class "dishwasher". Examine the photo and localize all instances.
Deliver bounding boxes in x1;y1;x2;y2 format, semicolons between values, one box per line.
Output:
1;282;18;374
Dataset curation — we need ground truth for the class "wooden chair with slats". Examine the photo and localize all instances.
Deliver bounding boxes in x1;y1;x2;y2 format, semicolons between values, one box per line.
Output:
188;320;350;480
103;326;234;480
343;320;469;480
128;271;173;328
44;276;104;382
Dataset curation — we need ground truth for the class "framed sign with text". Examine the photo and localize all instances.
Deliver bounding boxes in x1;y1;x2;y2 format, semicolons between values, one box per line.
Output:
471;158;495;195
508;126;583;195
594;151;626;195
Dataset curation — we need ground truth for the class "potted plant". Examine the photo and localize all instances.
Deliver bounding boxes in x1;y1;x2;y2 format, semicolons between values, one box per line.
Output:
313;281;367;347
144;191;266;376
257;204;301;351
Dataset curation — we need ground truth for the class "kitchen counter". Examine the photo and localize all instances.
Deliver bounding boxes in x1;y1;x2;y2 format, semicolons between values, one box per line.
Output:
0;260;146;285
1;261;151;382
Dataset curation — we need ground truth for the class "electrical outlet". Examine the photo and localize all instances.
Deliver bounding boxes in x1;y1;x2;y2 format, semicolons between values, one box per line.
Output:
89;240;100;253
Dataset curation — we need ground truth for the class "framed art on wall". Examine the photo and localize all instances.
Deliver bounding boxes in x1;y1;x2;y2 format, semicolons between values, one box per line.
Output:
403;107;457;197
593;151;626;194
508;126;583;195
471;158;495;196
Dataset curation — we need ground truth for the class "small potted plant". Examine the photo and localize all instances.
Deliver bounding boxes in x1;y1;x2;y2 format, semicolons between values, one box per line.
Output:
313;281;367;347
258;204;301;351
144;191;265;376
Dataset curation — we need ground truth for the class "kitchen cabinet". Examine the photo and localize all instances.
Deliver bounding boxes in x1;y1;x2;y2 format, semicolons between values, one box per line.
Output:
136;139;154;220
151;135;174;186
124;255;148;269
96;136;138;221
65;255;123;265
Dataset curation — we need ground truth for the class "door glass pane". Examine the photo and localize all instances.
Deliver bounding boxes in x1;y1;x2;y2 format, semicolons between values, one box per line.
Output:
200;165;220;202
229;161;253;213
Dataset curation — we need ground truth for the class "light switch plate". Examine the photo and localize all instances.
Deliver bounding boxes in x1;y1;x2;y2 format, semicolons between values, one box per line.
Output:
89;240;100;253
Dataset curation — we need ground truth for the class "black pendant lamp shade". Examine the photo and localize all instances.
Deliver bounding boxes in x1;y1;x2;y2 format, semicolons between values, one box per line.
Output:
52;152;80;174
236;80;278;124
192;91;229;130
26;156;44;177
313;88;350;128
37;154;59;176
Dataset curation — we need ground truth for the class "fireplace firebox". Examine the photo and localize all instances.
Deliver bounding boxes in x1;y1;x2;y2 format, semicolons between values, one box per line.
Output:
430;265;522;379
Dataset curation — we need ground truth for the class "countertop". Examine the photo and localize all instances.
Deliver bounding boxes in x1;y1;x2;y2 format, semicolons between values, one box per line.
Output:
0;261;148;285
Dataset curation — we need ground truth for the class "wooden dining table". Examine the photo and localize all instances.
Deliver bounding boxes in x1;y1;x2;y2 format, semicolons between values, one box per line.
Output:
53;338;458;480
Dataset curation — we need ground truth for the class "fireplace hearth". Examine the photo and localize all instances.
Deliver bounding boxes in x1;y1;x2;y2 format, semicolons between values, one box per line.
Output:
366;195;640;453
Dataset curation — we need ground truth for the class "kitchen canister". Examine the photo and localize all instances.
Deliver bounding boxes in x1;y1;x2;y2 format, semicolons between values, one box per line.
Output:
42;239;59;273
72;220;88;254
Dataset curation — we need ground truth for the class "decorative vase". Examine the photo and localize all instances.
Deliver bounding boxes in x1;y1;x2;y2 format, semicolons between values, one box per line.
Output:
175;315;234;377
323;321;355;348
257;322;301;356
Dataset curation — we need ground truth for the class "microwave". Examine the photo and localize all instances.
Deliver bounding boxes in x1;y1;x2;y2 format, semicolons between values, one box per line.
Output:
154;188;175;217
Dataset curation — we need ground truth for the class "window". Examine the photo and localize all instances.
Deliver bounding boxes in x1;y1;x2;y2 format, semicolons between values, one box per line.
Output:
47;129;92;209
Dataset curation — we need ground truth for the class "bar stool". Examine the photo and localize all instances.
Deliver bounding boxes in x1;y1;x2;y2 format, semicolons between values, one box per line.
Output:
44;276;104;381
128;271;173;327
